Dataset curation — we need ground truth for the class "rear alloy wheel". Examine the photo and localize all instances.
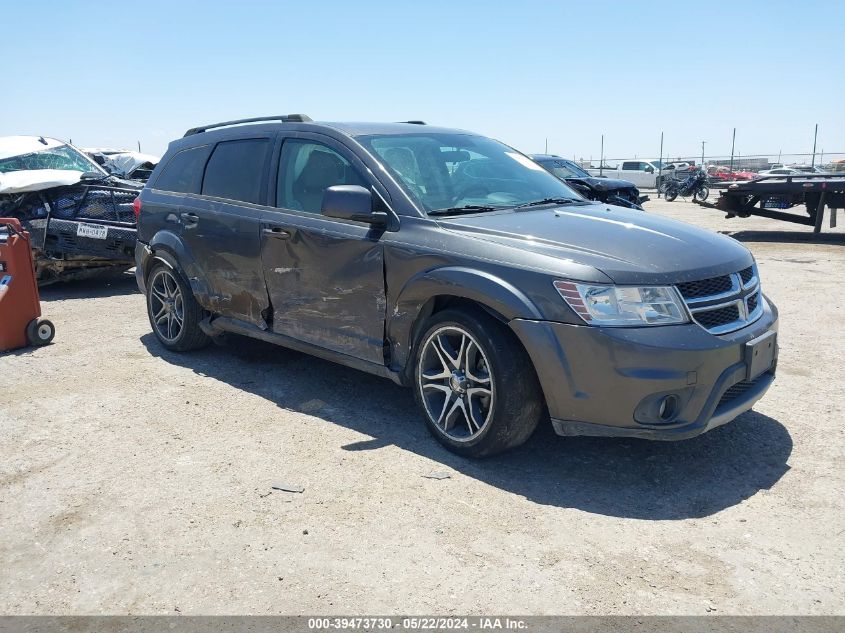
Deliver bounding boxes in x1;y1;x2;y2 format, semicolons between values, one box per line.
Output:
147;263;209;352
414;308;544;457
695;186;710;202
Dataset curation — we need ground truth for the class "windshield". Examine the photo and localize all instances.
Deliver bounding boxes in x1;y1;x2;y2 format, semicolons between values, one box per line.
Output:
543;160;590;179
0;144;104;174
358;133;582;213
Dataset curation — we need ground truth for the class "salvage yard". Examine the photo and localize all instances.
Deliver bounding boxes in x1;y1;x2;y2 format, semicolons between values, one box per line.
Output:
1;197;844;615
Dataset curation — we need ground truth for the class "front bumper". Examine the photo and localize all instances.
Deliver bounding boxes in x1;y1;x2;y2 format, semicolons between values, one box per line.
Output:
510;296;778;440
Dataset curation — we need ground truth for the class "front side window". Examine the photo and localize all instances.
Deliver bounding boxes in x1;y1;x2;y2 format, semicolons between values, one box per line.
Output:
276;140;367;213
358;133;580;212
202;139;271;204
0;144;102;174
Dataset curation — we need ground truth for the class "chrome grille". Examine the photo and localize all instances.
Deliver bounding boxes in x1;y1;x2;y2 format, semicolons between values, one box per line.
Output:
694;304;740;329
677;265;762;334
676;275;732;300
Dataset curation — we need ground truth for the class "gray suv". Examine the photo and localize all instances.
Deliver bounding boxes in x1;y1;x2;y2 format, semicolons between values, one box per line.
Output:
135;115;778;457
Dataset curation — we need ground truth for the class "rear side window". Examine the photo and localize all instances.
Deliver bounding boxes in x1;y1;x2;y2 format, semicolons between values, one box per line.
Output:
153;145;211;194
201;139;272;204
621;162;638;170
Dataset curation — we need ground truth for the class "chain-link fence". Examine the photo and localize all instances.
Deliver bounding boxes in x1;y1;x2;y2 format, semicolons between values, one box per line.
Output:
570;152;845;183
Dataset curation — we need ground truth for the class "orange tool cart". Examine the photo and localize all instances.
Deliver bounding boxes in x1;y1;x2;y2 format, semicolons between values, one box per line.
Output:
0;218;55;352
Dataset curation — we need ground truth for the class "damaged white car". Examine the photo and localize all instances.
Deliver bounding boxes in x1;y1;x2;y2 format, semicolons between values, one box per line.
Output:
0;136;141;284
84;148;159;182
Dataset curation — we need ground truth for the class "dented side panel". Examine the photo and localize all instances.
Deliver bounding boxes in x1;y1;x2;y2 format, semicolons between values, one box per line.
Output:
260;208;386;364
177;196;270;326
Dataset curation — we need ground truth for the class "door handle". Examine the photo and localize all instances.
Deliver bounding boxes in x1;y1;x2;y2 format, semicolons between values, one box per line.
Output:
263;226;291;239
180;212;199;225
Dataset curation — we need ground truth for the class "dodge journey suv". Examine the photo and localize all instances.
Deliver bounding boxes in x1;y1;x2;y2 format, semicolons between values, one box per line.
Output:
135;115;778;457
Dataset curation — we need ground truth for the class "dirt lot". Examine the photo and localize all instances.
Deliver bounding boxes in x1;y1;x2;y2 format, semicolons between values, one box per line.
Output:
1;197;844;615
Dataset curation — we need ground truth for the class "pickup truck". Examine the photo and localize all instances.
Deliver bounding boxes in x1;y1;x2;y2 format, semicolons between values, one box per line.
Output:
587;160;664;188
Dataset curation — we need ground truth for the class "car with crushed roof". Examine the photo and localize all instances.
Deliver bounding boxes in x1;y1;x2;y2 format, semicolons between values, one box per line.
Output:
134;115;778;457
0;136;142;284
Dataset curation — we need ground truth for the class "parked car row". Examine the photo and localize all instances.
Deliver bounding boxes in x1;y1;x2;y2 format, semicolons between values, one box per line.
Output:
132;115;778;457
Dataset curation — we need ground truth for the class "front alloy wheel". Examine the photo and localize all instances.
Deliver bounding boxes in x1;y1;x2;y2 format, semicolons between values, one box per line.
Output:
413;308;544;457
418;326;494;441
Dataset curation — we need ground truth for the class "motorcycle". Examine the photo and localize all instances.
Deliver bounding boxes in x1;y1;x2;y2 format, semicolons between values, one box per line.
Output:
664;170;709;202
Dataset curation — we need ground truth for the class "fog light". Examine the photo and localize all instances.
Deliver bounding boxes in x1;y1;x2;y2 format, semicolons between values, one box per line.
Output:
658;395;679;421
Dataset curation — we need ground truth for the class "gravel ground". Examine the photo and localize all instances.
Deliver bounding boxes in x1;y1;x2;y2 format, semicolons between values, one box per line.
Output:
1;196;844;615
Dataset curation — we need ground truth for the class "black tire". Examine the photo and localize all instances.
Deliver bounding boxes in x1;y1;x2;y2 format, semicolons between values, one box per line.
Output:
664;187;679;202
694;186;709;202
146;262;209;352
26;318;55;346
412;307;544;457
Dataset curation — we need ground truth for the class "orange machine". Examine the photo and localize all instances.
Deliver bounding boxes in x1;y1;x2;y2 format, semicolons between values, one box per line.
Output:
0;218;55;352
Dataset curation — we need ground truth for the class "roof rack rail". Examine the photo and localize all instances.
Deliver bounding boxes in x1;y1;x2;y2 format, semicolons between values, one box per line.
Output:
402;120;426;125
184;114;313;137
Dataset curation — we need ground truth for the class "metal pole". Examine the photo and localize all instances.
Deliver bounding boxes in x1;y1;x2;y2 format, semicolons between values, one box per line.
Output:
138;140;141;152
658;131;664;198
545;138;548;154
729;128;736;173
812;123;818;167
701;141;706;169
599;135;604;176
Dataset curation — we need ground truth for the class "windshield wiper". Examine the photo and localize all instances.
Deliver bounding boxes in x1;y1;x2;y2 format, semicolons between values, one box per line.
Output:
512;197;581;210
428;205;502;217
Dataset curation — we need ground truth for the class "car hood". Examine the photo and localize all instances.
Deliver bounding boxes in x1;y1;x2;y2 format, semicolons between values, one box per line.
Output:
570;176;637;192
436;203;753;285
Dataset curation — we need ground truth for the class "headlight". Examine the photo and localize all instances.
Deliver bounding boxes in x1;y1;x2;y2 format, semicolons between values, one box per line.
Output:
554;281;689;326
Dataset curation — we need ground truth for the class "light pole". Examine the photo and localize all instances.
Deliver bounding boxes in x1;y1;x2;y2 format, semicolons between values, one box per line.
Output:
729;128;736;173
812;124;818;167
599;134;605;176
700;141;706;169
658;131;664;198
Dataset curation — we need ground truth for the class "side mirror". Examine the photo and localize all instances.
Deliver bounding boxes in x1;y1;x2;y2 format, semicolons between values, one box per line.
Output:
80;171;105;181
322;185;388;227
645;166;654;173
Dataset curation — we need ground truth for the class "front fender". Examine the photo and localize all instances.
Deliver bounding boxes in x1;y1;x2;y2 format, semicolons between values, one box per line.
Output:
387;266;543;371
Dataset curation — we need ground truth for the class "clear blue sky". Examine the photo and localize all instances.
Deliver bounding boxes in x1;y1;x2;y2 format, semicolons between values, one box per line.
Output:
2;1;842;161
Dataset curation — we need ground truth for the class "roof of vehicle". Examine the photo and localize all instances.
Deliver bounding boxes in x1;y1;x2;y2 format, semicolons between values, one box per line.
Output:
180;116;474;141
0;135;66;160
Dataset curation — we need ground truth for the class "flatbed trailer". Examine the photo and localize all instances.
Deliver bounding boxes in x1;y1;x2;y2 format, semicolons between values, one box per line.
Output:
695;173;845;233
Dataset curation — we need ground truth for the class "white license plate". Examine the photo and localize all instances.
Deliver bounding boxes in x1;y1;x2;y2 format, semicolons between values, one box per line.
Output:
76;223;108;240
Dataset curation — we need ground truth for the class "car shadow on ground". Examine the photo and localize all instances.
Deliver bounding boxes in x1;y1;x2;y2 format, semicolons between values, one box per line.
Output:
141;332;792;521
38;271;138;302
726;229;845;244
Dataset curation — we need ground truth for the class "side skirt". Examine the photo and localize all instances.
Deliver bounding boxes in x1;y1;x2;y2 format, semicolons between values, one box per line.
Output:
201;316;404;385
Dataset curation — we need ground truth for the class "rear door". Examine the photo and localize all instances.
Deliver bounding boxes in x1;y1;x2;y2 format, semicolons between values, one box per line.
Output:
259;133;387;364
182;136;275;325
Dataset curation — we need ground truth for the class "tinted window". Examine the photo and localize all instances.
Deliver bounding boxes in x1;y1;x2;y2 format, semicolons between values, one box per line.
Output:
621;162;638;170
277;140;367;213
202;139;271;204
153;145;211;194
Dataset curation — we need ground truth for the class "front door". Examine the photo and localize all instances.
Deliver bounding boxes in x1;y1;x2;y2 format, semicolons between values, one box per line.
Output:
260;135;387;365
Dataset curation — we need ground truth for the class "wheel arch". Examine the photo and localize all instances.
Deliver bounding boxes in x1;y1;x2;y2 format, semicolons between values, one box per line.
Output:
145;230;212;304
387;266;543;381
